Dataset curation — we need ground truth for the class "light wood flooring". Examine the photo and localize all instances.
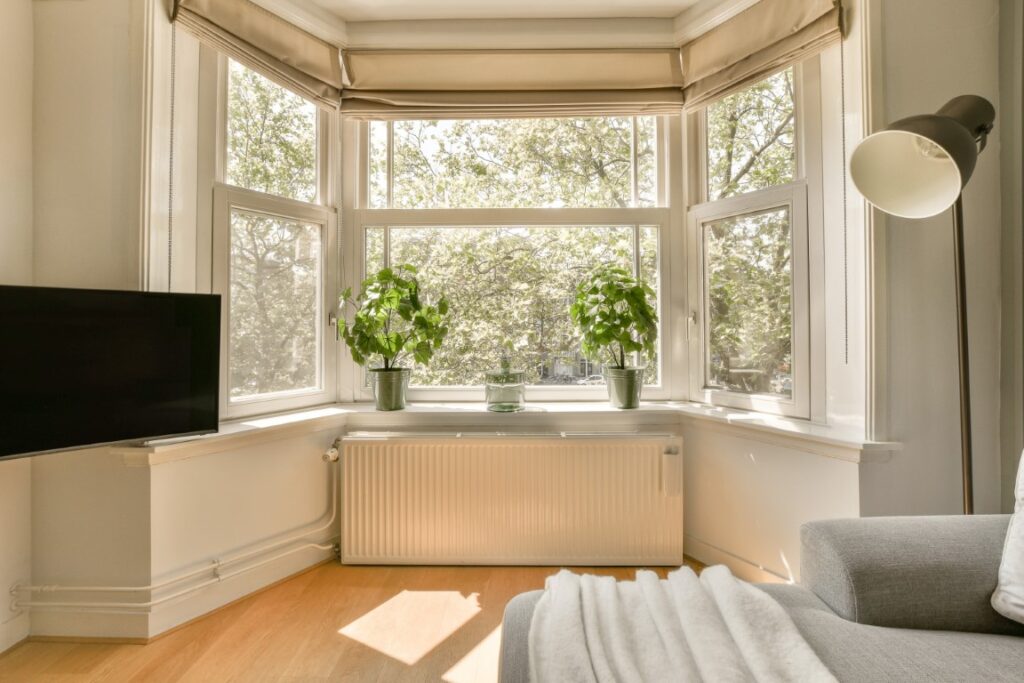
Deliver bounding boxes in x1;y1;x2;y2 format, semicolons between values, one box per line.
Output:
0;559;703;683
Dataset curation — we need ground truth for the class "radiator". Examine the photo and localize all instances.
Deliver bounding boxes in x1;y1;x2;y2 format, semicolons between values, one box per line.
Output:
341;433;683;565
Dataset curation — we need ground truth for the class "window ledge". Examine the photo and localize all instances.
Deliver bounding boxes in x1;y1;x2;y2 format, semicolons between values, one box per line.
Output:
113;401;897;467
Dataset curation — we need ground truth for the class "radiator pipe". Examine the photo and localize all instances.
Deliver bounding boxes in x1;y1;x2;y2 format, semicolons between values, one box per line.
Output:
12;541;337;613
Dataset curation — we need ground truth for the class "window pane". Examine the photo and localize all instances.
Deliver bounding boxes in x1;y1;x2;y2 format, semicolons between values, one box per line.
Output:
367;225;660;386
640;226;660;385
704;207;792;397
364;226;386;275
636;117;658;207
229;210;322;400
226;60;318;203
370;117;657;209
706;69;795;200
368;121;388;209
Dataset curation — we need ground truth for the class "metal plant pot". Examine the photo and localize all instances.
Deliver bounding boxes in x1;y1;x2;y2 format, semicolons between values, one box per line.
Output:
370;368;411;411
603;367;644;409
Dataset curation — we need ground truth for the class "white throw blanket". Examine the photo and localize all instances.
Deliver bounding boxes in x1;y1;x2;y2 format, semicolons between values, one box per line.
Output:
528;566;836;683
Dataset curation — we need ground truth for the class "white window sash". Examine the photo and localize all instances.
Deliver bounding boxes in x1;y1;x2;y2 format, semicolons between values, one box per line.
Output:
686;182;810;418
212;183;338;418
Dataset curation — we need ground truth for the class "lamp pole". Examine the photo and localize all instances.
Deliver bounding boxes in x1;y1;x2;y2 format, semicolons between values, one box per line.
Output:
952;196;973;514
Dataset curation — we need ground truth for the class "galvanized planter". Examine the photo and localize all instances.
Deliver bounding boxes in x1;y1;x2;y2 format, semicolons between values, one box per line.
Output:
603;367;644;409
370;368;411;411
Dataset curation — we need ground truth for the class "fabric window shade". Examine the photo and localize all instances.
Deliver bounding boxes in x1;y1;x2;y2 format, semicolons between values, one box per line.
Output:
339;49;684;119
172;0;342;108
681;0;842;109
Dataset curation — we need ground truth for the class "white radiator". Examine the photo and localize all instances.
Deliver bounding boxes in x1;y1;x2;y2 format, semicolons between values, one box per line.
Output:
341;433;683;565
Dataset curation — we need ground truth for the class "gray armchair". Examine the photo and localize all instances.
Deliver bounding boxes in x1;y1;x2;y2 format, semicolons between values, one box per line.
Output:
500;515;1024;682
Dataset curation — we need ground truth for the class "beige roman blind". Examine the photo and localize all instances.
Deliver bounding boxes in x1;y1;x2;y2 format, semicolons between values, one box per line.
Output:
681;0;842;108
172;0;342;108
339;49;685;119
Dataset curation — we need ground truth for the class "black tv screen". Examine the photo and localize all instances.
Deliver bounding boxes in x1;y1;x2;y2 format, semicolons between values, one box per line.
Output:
0;286;220;459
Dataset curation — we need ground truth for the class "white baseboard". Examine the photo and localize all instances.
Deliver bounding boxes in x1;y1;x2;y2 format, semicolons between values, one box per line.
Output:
0;612;29;656
26;545;334;640
148;544;333;638
685;535;791;584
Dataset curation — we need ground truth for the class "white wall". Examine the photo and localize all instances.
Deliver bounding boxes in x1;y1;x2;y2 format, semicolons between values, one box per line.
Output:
879;0;1004;514
0;0;34;655
999;0;1024;511
0;0;34;287
682;424;862;582
33;0;146;290
30;450;153;639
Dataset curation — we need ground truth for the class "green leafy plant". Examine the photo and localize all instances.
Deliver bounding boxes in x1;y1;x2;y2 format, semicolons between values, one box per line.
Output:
570;265;658;369
340;265;450;370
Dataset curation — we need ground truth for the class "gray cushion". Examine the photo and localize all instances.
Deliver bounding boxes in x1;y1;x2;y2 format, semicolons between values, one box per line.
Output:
801;514;1024;636
762;583;1024;683
499;590;542;683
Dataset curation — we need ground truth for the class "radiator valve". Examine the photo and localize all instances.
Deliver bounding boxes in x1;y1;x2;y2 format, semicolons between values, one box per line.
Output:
323;437;341;462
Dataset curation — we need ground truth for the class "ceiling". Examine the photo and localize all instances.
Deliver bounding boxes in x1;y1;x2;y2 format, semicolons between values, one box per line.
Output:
306;0;704;22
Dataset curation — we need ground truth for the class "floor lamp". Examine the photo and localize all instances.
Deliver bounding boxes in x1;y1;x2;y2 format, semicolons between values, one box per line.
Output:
850;95;996;515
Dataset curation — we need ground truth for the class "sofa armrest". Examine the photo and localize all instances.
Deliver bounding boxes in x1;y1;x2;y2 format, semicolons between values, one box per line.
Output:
800;514;1024;636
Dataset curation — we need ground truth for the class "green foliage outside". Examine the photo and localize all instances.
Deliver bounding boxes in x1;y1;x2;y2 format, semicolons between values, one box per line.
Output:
340;265;450;371
570;266;658;370
228;212;320;398
367;225;659;386
226;60;317;202
704;69;796;396
371;117;656;209
704;210;792;396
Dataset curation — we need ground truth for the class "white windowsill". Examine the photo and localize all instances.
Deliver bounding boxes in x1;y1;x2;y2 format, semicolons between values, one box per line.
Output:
112;401;898;467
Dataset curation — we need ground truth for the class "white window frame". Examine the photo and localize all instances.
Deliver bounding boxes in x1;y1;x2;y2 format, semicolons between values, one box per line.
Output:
343;116;678;403
211;55;339;419
687;183;810;417
212;184;338;419
684;60;823;420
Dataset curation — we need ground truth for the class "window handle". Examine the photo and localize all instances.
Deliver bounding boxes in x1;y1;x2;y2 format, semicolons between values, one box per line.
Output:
329;312;340;341
687;311;698;325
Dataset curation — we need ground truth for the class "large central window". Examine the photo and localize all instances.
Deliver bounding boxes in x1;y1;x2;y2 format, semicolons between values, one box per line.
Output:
354;115;667;398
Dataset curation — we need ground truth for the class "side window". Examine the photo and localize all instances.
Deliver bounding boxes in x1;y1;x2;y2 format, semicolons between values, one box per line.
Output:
689;67;810;417
215;60;334;418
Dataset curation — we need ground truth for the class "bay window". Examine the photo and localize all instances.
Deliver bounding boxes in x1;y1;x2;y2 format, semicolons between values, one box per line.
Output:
206;50;827;415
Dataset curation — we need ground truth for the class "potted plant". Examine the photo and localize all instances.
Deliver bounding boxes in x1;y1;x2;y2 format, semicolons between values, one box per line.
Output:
340;265;449;411
570;265;658;409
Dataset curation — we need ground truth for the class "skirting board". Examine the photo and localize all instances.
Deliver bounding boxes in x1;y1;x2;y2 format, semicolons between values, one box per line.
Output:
28;545;335;640
0;612;30;658
684;535;790;584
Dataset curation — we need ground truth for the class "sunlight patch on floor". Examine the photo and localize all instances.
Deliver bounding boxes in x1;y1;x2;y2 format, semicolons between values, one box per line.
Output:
339;590;482;665
442;625;503;683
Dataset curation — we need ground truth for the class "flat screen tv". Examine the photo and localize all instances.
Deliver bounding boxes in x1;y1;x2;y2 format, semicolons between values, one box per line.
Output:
0;285;220;459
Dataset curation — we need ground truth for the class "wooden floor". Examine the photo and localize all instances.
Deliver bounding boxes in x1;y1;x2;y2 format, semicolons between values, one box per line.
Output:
0;559;703;683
